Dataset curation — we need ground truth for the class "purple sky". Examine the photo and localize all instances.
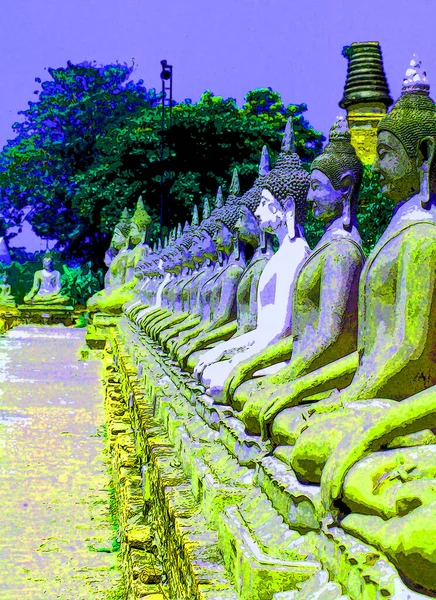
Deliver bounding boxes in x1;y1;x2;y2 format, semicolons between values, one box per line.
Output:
1;0;436;251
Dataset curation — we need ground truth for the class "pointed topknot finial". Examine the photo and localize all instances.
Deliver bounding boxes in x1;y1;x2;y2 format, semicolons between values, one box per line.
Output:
163;235;168;248
259;145;270;176
191;205;199;227
152;241;157;253
402;54;430;95
229;168;240;196
183;220;190;233
281;117;295;153
176;223;183;238
169;228;175;244
121;207;129;220
329;115;351;141
215;186;224;209
157;238;162;251
202;197;211;220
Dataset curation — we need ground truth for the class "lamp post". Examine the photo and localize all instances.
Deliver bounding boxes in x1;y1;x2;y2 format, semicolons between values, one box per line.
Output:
159;60;173;242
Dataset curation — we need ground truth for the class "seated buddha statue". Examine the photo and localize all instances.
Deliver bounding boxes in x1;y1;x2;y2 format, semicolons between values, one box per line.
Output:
23;253;70;305
194;121;312;394
264;58;436;506
225;116;366;433
87;208;131;313
87;198;152;315
0;273;16;307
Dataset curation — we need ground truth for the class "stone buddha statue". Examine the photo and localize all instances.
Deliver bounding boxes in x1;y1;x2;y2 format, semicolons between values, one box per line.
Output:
87;198;151;315
156;204;221;347
87;208;131;313
194;122;312;394
23;253;70;305
0;273;16;307
285;58;436;596
225;116;366;434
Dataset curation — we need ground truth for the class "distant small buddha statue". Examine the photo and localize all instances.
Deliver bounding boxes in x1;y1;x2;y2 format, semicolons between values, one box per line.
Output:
87;198;151;315
0;273;16;307
23;253;69;305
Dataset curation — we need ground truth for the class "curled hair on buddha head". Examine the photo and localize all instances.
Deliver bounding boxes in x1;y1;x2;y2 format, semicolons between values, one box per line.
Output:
262;169;310;226
310;115;363;216
215;200;242;233
260;117;310;226
377;55;436;202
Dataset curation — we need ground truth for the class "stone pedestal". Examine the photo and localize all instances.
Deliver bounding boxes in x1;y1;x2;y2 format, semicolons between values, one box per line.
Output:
18;304;74;326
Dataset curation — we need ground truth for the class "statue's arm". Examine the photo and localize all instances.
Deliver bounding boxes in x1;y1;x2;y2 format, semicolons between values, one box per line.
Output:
320;384;436;513
285;245;362;380
343;230;436;401
205;268;242;331
26;271;42;299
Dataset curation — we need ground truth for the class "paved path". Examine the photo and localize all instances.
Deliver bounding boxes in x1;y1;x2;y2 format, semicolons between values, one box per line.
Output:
0;326;122;599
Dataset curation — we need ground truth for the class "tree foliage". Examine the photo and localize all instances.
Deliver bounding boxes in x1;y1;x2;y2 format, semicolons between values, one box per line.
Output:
0;62;324;268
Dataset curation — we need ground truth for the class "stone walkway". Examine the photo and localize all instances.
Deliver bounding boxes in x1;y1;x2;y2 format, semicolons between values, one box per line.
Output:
0;326;122;599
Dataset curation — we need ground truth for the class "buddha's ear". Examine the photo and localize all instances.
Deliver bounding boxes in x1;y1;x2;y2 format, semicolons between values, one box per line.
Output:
339;170;354;195
418;136;435;207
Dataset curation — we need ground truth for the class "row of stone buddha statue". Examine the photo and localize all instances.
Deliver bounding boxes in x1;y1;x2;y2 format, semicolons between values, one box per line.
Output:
89;57;436;594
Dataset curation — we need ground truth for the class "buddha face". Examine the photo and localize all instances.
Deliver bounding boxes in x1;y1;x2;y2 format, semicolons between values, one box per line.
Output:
374;131;420;204
43;257;53;270
182;245;195;269
112;227;127;250
235;206;261;245
214;222;234;254
307;169;344;223
191;234;204;264
129;222;143;245
198;230;217;261
255;190;284;233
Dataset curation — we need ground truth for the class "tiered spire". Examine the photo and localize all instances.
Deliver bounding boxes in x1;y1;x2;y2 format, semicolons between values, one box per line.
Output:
339;41;393;109
202;197;211;220
215;186;224;208
191;205;199;227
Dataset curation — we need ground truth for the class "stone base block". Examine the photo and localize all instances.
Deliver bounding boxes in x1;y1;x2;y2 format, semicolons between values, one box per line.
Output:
218;506;319;600
18;303;74;326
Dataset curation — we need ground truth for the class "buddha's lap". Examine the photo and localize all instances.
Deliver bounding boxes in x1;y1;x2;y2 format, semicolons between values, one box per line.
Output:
342;445;436;518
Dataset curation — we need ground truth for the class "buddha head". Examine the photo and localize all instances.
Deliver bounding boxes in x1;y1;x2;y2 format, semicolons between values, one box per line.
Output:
42;253;54;271
374;56;436;206
112;208;131;250
308;116;363;228
257;169;309;237
235;186;263;247
256;118;310;238
213;201;241;255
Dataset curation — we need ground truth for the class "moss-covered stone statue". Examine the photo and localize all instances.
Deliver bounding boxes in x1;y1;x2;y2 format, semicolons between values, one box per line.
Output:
23;253;70;305
0;273;16;307
222;116;366;433
87;198;151;315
